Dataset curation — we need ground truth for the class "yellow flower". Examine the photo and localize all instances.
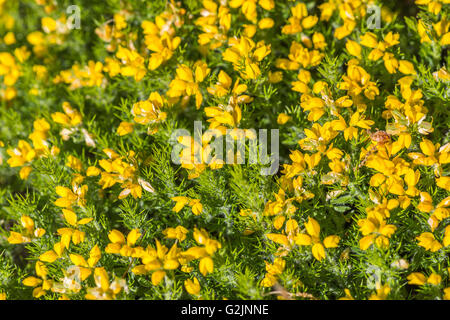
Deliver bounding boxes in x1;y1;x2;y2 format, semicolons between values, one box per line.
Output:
51;102;82;127
260;257;285;287
67;244;102;281
85;267;127;300
54;184;88;208
0;51;20;86
407;272;442;286
383;53;399;74
163;226;189;242
334;20;356;40
407;272;427;285
229;0;274;23
86;166;101;176
299;121;338;154
359;31;408;74
184;277;201;295
195;1;230;50
177;228;221;276
313;32;327;50
142;13;181;70
105;229;143;258
416;0;444;15
346;40;361;58
14;46;30;64
23;261;53;298
207;70;251;101
7;215;45;244
295;217;340;261
167;62;210;108
113;13;127;30
132;91;167;134
444;287;450;300
116;46;146;81
223;36;270;79
190;199;203;215
171;196;203;215
97;148;153;199
399;60;416;75
66;155;83;172
61;208;93;227
339;63;379;99
300;95;326;122
268;71;283;83
193;228;222;256
117;122;134;136
7;140;36;167
358;210;397;250
277;113;291;125
281;3;318;34
4;31;15;45
171;196;190;212
416;232;443;252
276;41;323;71
204;103;242;131
408;139;449;176
132;240;181;285
436;176;450;191
427;273;442;285
369;284;390;300
41;17;57;33
339;289;354;300
258;18;274;29
266;233;290;247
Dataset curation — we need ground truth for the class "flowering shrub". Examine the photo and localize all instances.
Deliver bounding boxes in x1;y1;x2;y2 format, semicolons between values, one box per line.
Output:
0;0;449;300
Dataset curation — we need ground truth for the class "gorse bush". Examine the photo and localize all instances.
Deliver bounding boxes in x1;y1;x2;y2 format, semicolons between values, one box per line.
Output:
0;0;449;300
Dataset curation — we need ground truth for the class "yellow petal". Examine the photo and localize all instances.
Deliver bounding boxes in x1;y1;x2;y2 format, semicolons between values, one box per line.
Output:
77;218;93;225
23;276;42;287
69;254;88;267
86;166;101;176
311;243;326;261
305;217;320;238
407;272;426;285
108;229;125;244
62;209;77;226
266;233;289;246
295;234;312;246
151;270;166;285
323;235;340;248
427;273;442;285
127;229;141;246
199;256;214;276
420;139;435;156
39;250;59;263
359;235;375;250
117;122;134;136
184;277;201;295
